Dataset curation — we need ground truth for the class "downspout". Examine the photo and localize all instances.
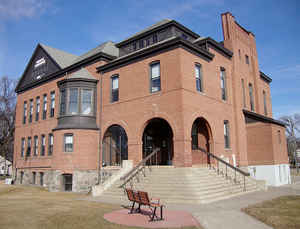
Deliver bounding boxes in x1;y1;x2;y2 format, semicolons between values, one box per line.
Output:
97;73;103;184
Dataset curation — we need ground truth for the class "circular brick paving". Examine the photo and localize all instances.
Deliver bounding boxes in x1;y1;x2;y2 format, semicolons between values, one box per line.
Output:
104;208;200;228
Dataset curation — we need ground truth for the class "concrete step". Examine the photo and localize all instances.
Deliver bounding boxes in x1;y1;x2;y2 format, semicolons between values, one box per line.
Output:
95;166;260;204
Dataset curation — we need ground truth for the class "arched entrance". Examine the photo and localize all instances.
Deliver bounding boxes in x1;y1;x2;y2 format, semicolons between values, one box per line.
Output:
102;125;128;167
191;118;212;165
142;118;173;165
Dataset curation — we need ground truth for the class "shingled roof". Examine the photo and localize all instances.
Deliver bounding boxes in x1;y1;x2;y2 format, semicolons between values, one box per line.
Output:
73;41;119;63
40;43;78;68
66;68;96;80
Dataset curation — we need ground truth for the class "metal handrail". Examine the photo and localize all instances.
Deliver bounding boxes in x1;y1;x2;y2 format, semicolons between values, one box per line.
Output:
197;147;250;191
120;147;160;182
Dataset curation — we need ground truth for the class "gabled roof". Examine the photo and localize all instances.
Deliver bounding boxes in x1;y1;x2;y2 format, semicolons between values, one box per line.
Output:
40;43;78;68
116;19;200;47
73;41;119;63
66;68;96;80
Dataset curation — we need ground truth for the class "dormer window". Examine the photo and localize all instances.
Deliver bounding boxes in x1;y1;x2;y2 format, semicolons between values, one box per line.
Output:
153;34;158;43
139;40;144;49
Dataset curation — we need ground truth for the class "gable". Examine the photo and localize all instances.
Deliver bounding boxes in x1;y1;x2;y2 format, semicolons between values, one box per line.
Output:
16;45;61;91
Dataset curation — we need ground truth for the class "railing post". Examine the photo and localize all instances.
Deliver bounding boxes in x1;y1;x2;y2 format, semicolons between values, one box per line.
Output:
234;169;236;183
244;175;246;191
226;164;227;178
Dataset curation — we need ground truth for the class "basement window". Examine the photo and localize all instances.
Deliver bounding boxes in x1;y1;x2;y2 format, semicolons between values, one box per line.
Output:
63;174;72;192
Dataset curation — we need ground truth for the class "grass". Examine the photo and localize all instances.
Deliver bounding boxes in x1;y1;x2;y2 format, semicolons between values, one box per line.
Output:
0;184;200;229
243;195;300;229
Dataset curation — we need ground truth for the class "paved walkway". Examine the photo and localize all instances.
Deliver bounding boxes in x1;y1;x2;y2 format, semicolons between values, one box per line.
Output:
104;209;200;228
87;177;300;229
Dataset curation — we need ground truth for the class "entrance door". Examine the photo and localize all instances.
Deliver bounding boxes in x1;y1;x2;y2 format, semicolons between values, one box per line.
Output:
142;118;174;165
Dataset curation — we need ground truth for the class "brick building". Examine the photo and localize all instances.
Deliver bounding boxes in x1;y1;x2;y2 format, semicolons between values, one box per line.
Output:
13;12;290;192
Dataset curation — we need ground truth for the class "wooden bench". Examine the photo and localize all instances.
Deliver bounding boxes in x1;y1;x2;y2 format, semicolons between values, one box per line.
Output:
125;189;164;221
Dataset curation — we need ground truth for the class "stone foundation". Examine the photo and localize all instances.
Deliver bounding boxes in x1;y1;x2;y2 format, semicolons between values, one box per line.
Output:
15;169;99;193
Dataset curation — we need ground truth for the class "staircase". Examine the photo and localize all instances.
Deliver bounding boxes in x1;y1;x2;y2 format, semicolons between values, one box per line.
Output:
97;166;260;204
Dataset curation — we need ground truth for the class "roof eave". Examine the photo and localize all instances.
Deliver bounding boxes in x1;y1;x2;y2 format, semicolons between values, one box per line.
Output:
116;20;200;48
260;71;272;83
98;37;214;74
243;109;285;127
194;37;233;58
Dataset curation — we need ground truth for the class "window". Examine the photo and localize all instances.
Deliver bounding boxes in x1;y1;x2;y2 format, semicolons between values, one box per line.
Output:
63;174;72;191
32;172;36;185
220;68;227;101
181;33;188;40
33;136;38;156
195;64;203;92
146;38;150;46
21;138;25;157
111;75;119;102
241;79;246;108
42;94;47;120
29;99;33;123
68;88;78;114
81;89;93;114
263;90;267;115
139;40;144;49
245;55;249;64
249;83;254;111
150;62;161;93
23;101;27;124
26;137;31;157
133;42;137;51
191;122;198;150
35;96;40;121
48;133;53;156
64;134;73;152
60;89;66;115
224;120;230;148
278;130;281;144
153;34;158;43
238;49;241;59
40;172;44;186
41;135;45;156
50;91;55;117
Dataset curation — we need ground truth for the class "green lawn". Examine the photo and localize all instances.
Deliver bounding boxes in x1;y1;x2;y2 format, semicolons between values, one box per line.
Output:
243;195;300;229
0;184;199;229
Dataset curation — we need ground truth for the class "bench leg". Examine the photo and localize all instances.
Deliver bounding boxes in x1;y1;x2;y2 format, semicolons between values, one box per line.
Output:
129;201;135;214
150;206;157;221
160;205;164;220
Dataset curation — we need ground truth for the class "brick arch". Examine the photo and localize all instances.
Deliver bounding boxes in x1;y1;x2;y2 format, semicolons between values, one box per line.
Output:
137;112;179;143
101;119;131;141
186;112;216;142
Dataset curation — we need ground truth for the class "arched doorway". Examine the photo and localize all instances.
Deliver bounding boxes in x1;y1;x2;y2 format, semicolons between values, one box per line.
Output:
102;125;128;167
142;118;174;165
191;118;212;165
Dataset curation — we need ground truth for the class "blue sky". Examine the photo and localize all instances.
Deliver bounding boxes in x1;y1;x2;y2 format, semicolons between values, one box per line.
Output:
0;0;299;118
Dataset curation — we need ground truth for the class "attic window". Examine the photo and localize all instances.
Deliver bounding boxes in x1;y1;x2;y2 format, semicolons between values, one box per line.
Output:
33;57;47;80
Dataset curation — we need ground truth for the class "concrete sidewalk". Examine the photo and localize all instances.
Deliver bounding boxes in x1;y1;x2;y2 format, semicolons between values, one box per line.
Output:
86;178;300;229
169;180;300;229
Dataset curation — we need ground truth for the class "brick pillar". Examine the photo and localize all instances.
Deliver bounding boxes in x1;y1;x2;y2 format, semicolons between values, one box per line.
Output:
173;139;192;167
128;141;142;166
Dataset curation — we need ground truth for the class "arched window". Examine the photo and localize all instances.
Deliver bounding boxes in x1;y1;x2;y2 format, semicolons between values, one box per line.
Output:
102;125;128;166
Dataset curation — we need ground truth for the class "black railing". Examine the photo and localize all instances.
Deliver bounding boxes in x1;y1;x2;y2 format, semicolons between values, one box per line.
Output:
197;147;250;191
119;148;160;188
